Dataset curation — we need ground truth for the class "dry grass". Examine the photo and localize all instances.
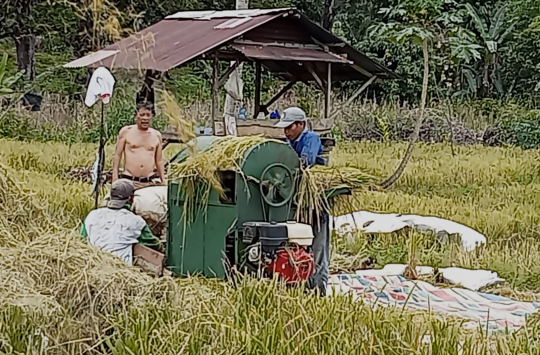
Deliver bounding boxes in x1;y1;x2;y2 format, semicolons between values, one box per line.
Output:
159;89;197;145
3;138;540;353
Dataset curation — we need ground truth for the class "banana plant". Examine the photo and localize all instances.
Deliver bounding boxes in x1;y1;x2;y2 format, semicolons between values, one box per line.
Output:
465;3;515;95
0;53;23;95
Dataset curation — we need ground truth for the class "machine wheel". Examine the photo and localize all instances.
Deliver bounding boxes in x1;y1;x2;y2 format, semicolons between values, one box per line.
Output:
259;163;295;208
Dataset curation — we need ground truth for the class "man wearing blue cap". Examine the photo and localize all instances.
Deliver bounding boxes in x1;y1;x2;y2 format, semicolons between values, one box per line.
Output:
275;107;329;295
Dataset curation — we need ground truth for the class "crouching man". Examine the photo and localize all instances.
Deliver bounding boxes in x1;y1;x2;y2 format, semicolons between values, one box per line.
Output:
80;179;162;265
274;107;329;295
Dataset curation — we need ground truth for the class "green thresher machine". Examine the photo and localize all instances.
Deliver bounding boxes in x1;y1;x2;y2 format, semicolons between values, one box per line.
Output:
159;135;349;284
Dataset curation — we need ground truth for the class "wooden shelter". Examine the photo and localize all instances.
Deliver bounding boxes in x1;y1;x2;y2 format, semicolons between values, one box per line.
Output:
65;8;396;143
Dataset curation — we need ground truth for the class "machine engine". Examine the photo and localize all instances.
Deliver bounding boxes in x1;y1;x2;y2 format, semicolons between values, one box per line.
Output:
242;221;315;285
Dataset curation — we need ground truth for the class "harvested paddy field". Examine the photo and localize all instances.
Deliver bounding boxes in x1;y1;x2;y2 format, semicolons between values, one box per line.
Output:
1;138;540;354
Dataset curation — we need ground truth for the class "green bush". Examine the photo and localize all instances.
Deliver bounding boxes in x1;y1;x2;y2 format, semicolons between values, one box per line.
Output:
496;110;540;149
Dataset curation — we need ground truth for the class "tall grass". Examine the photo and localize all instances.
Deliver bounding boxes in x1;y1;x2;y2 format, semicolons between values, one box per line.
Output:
3;92;536;146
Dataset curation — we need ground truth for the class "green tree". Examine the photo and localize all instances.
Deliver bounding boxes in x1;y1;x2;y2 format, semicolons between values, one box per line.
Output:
371;0;437;189
501;0;540;99
0;53;24;95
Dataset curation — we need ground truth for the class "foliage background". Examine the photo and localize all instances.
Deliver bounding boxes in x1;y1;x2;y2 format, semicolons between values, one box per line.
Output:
0;0;539;147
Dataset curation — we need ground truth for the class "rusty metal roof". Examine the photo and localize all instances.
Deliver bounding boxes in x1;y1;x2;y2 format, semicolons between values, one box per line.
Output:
230;42;351;63
164;8;291;20
65;11;285;71
64;8;397;80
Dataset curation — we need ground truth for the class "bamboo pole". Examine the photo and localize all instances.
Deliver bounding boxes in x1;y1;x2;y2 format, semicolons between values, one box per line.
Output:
212;56;221;135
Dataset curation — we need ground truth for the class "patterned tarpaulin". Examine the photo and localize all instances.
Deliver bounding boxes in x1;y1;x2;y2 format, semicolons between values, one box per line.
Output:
328;273;540;332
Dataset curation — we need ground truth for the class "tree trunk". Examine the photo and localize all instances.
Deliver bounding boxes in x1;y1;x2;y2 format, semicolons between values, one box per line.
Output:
11;0;39;81
379;38;429;190
13;34;36;81
322;0;335;31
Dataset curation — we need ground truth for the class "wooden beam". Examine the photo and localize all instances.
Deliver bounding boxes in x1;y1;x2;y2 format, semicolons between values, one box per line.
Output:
306;63;325;91
218;60;241;88
329;75;377;120
261;80;297;114
211;56;221;135
325;63;331;119
310;36;330;53
254;61;262;119
351;63;374;78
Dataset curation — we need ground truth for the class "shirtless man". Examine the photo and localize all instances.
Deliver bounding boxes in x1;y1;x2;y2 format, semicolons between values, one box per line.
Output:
112;101;165;190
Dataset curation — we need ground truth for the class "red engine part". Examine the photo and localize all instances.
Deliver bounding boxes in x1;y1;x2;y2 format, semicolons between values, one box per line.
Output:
266;245;315;285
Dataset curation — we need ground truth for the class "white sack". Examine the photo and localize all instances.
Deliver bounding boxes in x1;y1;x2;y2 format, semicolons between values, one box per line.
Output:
439;267;505;291
131;186;168;234
101;185;168;235
353;264;505;291
332;211;486;251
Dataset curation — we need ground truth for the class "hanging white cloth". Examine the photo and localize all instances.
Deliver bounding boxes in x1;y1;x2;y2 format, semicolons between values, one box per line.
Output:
85;67;116;107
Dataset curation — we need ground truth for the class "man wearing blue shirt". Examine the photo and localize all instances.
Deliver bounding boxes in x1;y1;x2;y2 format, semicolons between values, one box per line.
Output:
275;107;329;295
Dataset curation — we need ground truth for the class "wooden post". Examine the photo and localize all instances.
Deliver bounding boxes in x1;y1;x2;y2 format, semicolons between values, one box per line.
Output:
137;69;161;105
221;0;248;135
325;63;331;118
254;61;262;119
212;56;221;135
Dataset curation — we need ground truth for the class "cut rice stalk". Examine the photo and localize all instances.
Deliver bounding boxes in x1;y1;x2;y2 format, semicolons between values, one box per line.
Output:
295;165;376;225
158;89;197;154
168;137;375;225
168;136;284;223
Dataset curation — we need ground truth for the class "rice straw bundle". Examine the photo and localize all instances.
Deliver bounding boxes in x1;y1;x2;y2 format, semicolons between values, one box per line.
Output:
295;165;376;224
167;135;375;225
167;136;284;222
0;163;179;348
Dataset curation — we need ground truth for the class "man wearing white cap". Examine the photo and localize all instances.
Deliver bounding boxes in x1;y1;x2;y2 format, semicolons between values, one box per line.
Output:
80;179;162;265
274;107;326;167
275;107;329;295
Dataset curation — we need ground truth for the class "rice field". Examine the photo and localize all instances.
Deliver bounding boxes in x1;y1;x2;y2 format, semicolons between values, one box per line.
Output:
1;137;540;354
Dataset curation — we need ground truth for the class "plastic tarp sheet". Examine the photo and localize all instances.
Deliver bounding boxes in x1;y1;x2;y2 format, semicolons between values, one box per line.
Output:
332;211;486;251
328;273;539;332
